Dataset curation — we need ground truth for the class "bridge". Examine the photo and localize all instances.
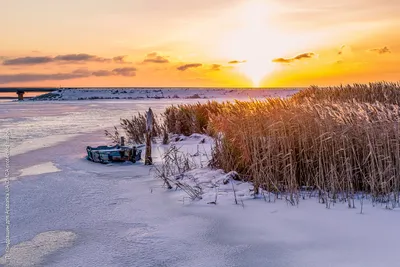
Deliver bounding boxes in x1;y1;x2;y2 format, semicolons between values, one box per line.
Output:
0;87;58;100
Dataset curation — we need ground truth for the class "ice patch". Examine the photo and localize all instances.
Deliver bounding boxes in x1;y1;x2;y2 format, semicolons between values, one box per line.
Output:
0;230;77;267
0;162;61;183
0;134;79;159
20;162;61;177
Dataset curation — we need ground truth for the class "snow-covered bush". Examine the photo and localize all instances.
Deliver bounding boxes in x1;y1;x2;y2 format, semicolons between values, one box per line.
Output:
154;145;202;200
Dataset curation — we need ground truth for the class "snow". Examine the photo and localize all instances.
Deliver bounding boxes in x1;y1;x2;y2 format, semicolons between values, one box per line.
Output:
163;137;400;267
28;87;299;101
0;231;76;267
1;97;400;267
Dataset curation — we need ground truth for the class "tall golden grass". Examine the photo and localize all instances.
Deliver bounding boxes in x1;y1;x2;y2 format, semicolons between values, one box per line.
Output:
164;102;225;136
292;82;400;104
164;82;400;207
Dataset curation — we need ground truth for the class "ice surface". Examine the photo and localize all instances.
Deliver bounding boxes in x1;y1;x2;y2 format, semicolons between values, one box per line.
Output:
0;231;76;267
0;97;400;267
19;162;61;178
0;162;60;183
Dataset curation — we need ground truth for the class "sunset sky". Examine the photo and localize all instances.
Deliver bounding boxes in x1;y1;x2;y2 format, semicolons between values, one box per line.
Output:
1;0;399;87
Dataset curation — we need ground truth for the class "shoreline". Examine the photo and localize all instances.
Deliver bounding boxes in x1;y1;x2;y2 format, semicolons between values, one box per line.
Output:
25;88;300;101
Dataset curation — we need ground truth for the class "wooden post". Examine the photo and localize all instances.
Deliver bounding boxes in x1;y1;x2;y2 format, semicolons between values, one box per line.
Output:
131;146;137;163
145;108;153;165
17;90;25;101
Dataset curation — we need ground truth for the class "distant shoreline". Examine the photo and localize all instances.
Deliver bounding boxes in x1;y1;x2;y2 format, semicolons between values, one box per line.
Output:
0;86;304;89
22;88;300;101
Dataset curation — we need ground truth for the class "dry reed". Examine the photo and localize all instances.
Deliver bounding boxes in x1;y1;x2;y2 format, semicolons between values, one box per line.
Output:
165;82;400;207
105;112;163;144
109;82;400;207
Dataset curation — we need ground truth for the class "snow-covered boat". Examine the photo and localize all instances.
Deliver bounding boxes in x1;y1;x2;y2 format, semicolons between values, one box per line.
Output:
86;144;144;164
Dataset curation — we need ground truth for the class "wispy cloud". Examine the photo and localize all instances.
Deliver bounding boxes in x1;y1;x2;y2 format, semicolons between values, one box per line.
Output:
272;52;315;63
176;63;202;71
113;55;131;64
142;52;169;63
338;45;346;55
369;46;391;54
2;53;131;66
53;54;108;62
276;0;400;29
0;67;137;84
112;67;137;76
210;64;221;71
0;71;87;84
3;56;54;65
228;60;246;64
92;70;114;77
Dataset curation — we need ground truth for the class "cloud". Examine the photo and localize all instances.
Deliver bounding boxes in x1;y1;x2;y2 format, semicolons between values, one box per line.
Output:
3;56;54;65
2;53;131;66
369;46;391;54
0;72;89;84
177;63;202;71
53;53;109;62
210;64;221;71
275;0;400;30
0;67;137;84
91;67;137;77
92;70;113;77
272;52;315;63
112;67;137;76
142;52;169;63
338;45;346;55
228;60;246;64
113;55;131;64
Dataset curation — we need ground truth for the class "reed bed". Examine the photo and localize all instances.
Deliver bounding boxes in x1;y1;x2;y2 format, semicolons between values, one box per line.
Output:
164;101;225;136
106;82;400;207
163;82;400;207
292;82;400;105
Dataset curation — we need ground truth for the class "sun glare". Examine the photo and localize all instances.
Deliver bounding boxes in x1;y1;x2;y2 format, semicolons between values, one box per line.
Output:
239;60;275;87
218;1;287;86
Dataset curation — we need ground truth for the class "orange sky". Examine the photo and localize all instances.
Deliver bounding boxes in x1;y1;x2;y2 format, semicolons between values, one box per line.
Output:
1;0;399;87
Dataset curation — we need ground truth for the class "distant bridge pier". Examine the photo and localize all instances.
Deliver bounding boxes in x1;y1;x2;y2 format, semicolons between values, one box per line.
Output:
16;90;25;101
0;87;57;99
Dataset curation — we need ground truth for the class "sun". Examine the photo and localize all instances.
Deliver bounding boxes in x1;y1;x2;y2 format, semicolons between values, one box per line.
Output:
217;0;285;87
238;60;274;87
239;60;275;87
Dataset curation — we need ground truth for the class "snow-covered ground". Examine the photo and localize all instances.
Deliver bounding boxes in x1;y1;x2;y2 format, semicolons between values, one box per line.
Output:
29;88;299;101
1;98;400;267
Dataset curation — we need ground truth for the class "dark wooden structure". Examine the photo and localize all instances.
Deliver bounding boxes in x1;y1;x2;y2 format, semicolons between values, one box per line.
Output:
145;108;154;165
0;87;58;100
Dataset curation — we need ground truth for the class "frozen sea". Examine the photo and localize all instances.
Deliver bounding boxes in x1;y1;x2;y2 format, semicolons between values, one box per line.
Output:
0;98;400;267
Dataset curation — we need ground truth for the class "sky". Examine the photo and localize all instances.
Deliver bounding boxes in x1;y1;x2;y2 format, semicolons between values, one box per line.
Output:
1;0;399;87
